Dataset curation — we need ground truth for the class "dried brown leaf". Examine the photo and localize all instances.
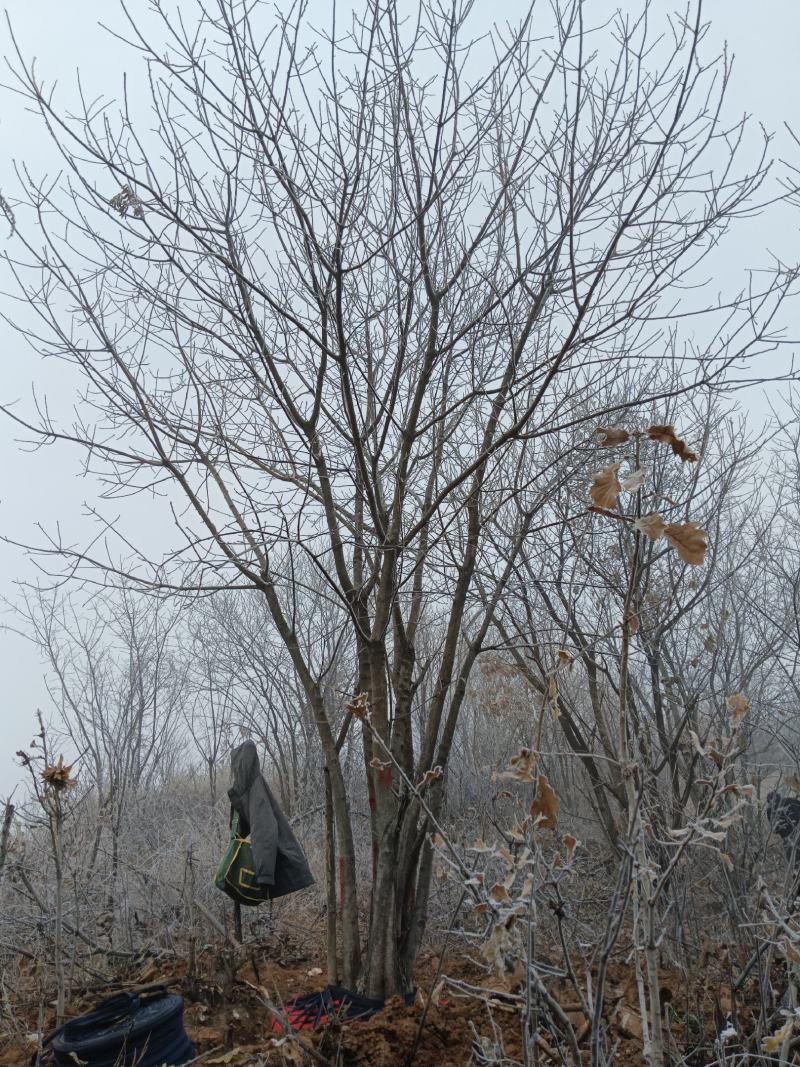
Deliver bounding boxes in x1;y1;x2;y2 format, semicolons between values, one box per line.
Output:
563;834;580;861
762;1018;794;1053
590;464;622;509
634;513;667;540
41;756;78;792
500;748;536;782
489;883;511;904
779;937;800;965
531;774;559;830
469;838;494;854
346;692;370;719
664;522;708;566
417;765;443;790
646;424;699;462
621;467;646;492
726;693;748;725
596;426;630;447
557;649;573;668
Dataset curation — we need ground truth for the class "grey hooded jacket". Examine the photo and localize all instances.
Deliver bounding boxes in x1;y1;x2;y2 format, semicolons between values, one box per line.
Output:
227;741;314;898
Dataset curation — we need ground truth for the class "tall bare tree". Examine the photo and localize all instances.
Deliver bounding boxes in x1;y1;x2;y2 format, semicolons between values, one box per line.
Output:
3;0;795;994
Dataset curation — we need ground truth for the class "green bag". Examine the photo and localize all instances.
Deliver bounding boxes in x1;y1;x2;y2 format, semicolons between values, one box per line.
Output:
214;810;271;906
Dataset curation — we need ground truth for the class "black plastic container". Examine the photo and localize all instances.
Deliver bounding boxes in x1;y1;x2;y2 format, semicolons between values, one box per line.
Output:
50;989;195;1067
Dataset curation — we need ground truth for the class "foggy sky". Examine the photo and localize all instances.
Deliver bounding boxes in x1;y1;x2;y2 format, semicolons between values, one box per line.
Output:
1;0;798;793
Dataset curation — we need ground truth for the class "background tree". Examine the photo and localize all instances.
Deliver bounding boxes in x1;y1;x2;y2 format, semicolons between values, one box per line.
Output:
16;588;185;939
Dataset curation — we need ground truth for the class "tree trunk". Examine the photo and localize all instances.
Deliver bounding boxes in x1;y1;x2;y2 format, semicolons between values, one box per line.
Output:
0;802;14;887
323;768;338;984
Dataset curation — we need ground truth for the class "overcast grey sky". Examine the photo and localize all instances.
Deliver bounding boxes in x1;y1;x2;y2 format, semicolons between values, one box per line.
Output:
1;0;798;794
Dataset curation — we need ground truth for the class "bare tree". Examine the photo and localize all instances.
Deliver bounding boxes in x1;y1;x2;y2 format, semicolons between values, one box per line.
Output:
494;394;780;839
2;0;795;996
16;587;185;937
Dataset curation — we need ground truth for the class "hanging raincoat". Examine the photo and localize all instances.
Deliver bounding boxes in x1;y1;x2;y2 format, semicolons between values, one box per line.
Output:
226;740;314;898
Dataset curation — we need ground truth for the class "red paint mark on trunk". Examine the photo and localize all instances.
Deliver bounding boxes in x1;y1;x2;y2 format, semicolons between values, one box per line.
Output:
378;764;393;790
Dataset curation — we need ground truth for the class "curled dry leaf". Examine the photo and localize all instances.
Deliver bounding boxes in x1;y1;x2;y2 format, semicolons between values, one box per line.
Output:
589;464;622;509
41;756;78;791
489;883;511;904
469;838;494;854
664;522;708;566
726;693;748;725
563;834;580;861
646;424;699;462
346;692;370;719
557;649;573;668
621;467;646;492
481;922;514;976
779;937;800;965
500;748;536;782
634;512;667;540
531;774;559;830
596;426;630;447
762;1018;794;1054
417;765;443;791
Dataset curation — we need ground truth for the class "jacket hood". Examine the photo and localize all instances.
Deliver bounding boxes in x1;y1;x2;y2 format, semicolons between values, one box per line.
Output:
230;740;261;796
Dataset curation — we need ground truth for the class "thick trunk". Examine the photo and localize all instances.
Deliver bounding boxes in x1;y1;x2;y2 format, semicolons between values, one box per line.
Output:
322;729;360;986
362;639;400;997
259;579;361;983
323;768;338;984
